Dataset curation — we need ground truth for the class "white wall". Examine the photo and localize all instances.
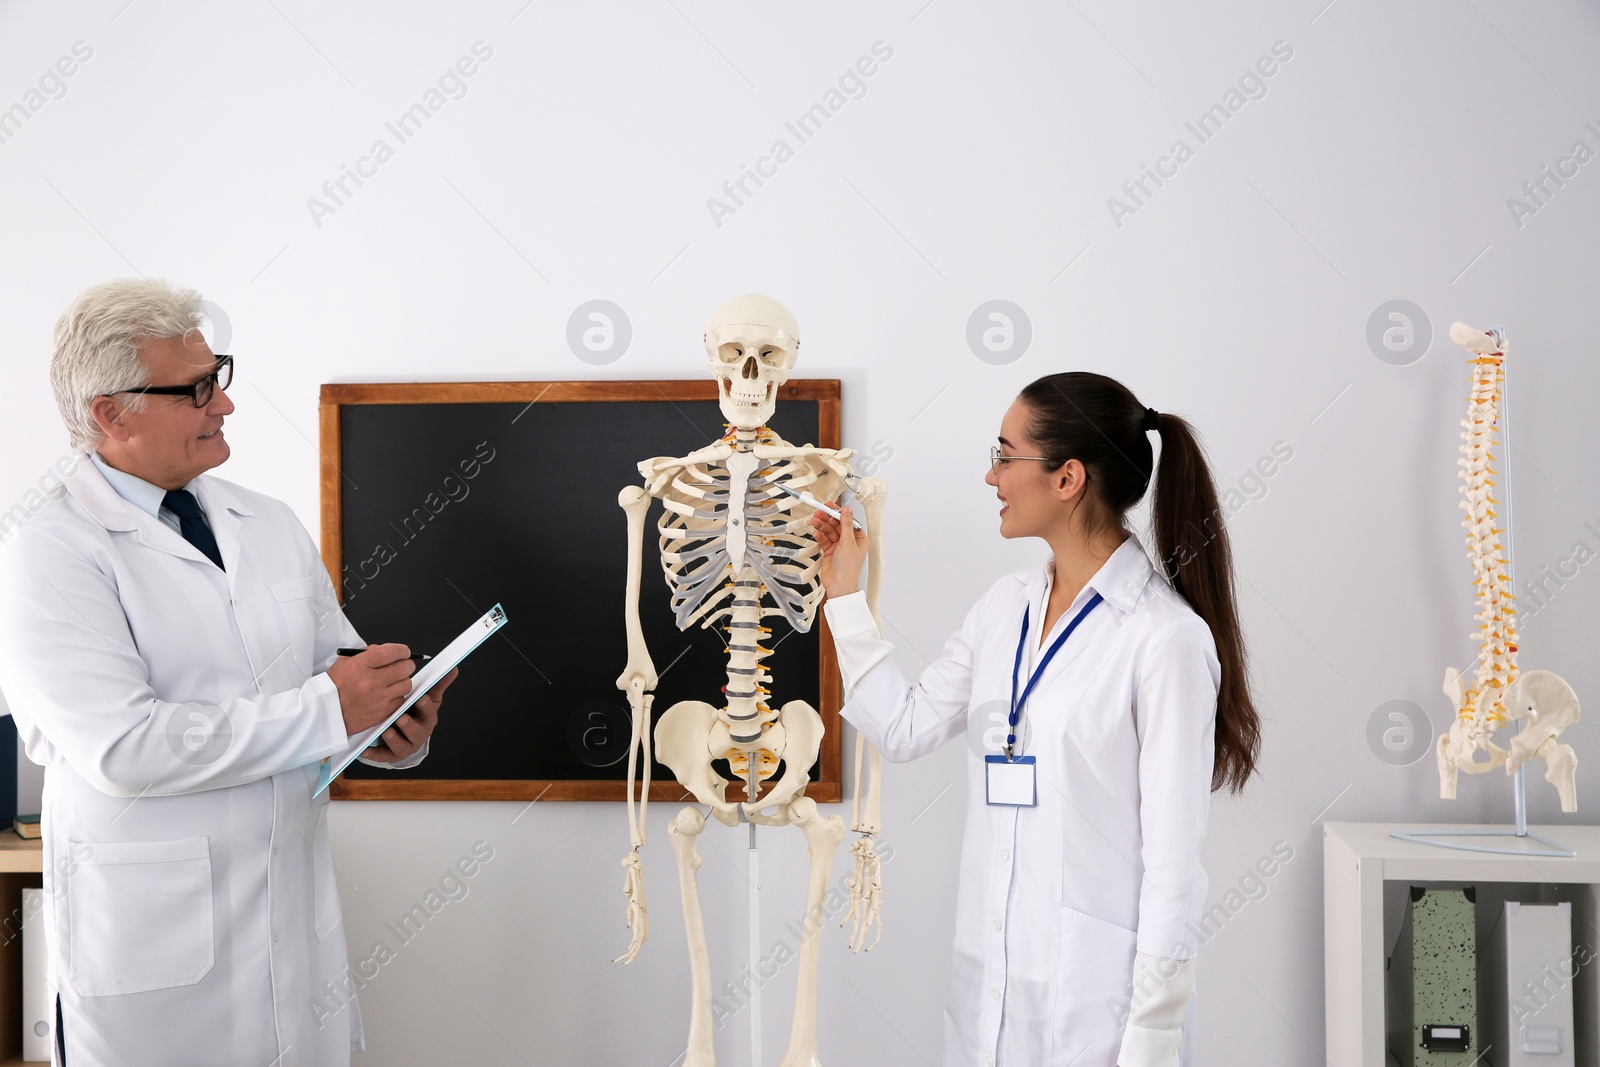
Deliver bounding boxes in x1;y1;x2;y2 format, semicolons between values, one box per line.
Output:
2;1;1598;1062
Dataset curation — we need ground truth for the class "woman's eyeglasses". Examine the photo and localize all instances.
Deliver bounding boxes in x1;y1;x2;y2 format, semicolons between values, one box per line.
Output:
989;445;1057;475
110;355;234;409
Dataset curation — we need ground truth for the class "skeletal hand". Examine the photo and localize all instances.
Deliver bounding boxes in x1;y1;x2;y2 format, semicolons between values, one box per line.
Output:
809;501;869;601
841;835;883;953
613;849;649;964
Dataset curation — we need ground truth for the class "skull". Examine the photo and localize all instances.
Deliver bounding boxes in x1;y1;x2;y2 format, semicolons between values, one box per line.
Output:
704;294;800;430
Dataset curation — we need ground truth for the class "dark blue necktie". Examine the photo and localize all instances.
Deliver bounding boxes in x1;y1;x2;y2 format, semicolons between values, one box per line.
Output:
162;489;224;570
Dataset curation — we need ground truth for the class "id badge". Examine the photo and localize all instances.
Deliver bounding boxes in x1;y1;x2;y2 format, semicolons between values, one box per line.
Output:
984;755;1037;807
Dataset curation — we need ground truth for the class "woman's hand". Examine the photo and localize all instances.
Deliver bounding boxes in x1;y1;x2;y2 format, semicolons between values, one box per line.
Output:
810;501;869;601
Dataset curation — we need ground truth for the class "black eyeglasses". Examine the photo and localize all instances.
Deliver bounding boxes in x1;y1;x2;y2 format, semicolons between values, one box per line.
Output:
111;355;234;409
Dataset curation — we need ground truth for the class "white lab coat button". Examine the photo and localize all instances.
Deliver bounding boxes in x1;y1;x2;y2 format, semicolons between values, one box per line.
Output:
984;1057;994;1066
993;919;1002;931
999;848;1009;862
991;987;1000;1001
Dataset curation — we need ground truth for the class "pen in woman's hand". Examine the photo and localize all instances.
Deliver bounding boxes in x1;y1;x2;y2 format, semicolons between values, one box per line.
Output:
336;647;433;666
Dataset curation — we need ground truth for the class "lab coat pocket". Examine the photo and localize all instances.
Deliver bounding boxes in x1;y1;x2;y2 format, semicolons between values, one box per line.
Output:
1050;904;1138;1063
271;575;320;673
66;837;214;997
313;802;343;942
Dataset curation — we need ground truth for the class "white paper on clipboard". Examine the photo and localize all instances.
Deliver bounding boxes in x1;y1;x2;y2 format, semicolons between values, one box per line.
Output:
313;603;507;797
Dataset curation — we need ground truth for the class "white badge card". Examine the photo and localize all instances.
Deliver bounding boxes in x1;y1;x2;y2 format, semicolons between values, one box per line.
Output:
984;755;1037;807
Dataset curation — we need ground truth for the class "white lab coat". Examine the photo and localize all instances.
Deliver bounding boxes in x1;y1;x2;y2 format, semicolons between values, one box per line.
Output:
822;533;1219;1067
0;457;421;1067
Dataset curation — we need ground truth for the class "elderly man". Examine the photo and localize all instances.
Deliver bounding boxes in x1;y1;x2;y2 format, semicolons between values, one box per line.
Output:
0;279;455;1066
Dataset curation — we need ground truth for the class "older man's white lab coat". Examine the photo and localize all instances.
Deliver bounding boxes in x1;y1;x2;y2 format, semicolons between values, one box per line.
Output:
822;533;1219;1067
0;457;421;1066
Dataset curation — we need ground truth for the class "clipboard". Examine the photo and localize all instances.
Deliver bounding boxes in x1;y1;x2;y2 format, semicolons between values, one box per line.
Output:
313;603;508;797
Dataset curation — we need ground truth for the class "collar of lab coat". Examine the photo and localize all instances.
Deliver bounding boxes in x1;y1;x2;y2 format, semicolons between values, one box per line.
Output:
65;454;255;575
1012;534;1158;710
1036;531;1157;625
88;451;171;520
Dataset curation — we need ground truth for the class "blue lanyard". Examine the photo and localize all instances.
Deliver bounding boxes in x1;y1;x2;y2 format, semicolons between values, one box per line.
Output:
1006;591;1104;759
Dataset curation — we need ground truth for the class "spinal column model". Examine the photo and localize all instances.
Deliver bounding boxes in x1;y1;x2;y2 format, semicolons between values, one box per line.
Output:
613;295;887;1067
1436;321;1580;811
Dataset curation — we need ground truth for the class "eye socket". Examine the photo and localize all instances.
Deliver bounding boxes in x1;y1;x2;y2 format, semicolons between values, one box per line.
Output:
716;340;791;365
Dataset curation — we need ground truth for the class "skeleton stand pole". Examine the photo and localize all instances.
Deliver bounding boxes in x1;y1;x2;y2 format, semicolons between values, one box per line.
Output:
748;819;761;1066
747;759;762;1067
1499;336;1528;837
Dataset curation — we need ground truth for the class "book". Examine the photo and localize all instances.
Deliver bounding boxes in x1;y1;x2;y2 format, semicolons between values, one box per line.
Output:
13;814;40;839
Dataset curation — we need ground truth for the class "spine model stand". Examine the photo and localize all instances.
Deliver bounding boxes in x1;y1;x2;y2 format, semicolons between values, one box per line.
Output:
613;294;888;1067
1436;322;1580;811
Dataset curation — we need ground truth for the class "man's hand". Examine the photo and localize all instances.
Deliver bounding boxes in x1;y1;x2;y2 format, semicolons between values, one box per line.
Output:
328;644;416;735
362;667;458;763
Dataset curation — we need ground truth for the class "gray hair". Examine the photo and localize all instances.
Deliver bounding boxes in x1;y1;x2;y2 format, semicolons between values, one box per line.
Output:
50;278;205;452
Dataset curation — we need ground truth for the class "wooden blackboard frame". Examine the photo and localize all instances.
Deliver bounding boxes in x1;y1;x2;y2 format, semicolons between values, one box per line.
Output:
319;380;844;802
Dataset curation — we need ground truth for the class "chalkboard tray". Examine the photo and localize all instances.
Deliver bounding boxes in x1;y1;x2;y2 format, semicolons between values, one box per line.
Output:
318;380;843;802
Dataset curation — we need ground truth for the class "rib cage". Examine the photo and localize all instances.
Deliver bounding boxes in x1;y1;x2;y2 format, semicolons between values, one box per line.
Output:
642;429;852;764
655;455;838;634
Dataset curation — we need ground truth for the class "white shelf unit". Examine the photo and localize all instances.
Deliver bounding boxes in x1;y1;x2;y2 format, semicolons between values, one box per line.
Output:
1324;821;1600;1067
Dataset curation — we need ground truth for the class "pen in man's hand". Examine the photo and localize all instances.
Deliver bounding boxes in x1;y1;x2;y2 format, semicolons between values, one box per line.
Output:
336;647;433;666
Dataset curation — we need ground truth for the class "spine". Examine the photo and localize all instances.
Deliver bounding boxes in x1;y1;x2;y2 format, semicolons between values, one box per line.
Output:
723;579;773;749
720;426;778;791
1459;352;1516;726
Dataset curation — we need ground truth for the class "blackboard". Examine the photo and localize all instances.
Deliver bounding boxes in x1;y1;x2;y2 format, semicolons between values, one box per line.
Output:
318;381;843;801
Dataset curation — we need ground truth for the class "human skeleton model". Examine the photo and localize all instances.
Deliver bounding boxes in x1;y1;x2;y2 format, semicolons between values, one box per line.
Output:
613;294;887;1066
1436;321;1580;811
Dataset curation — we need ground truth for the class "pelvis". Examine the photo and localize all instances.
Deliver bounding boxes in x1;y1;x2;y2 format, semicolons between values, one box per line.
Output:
655;699;825;826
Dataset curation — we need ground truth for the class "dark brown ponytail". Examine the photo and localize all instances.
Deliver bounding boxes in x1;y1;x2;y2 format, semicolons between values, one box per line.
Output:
1018;372;1261;794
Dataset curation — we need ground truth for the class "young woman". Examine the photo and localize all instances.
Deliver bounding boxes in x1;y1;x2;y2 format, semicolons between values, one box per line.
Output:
812;371;1261;1067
